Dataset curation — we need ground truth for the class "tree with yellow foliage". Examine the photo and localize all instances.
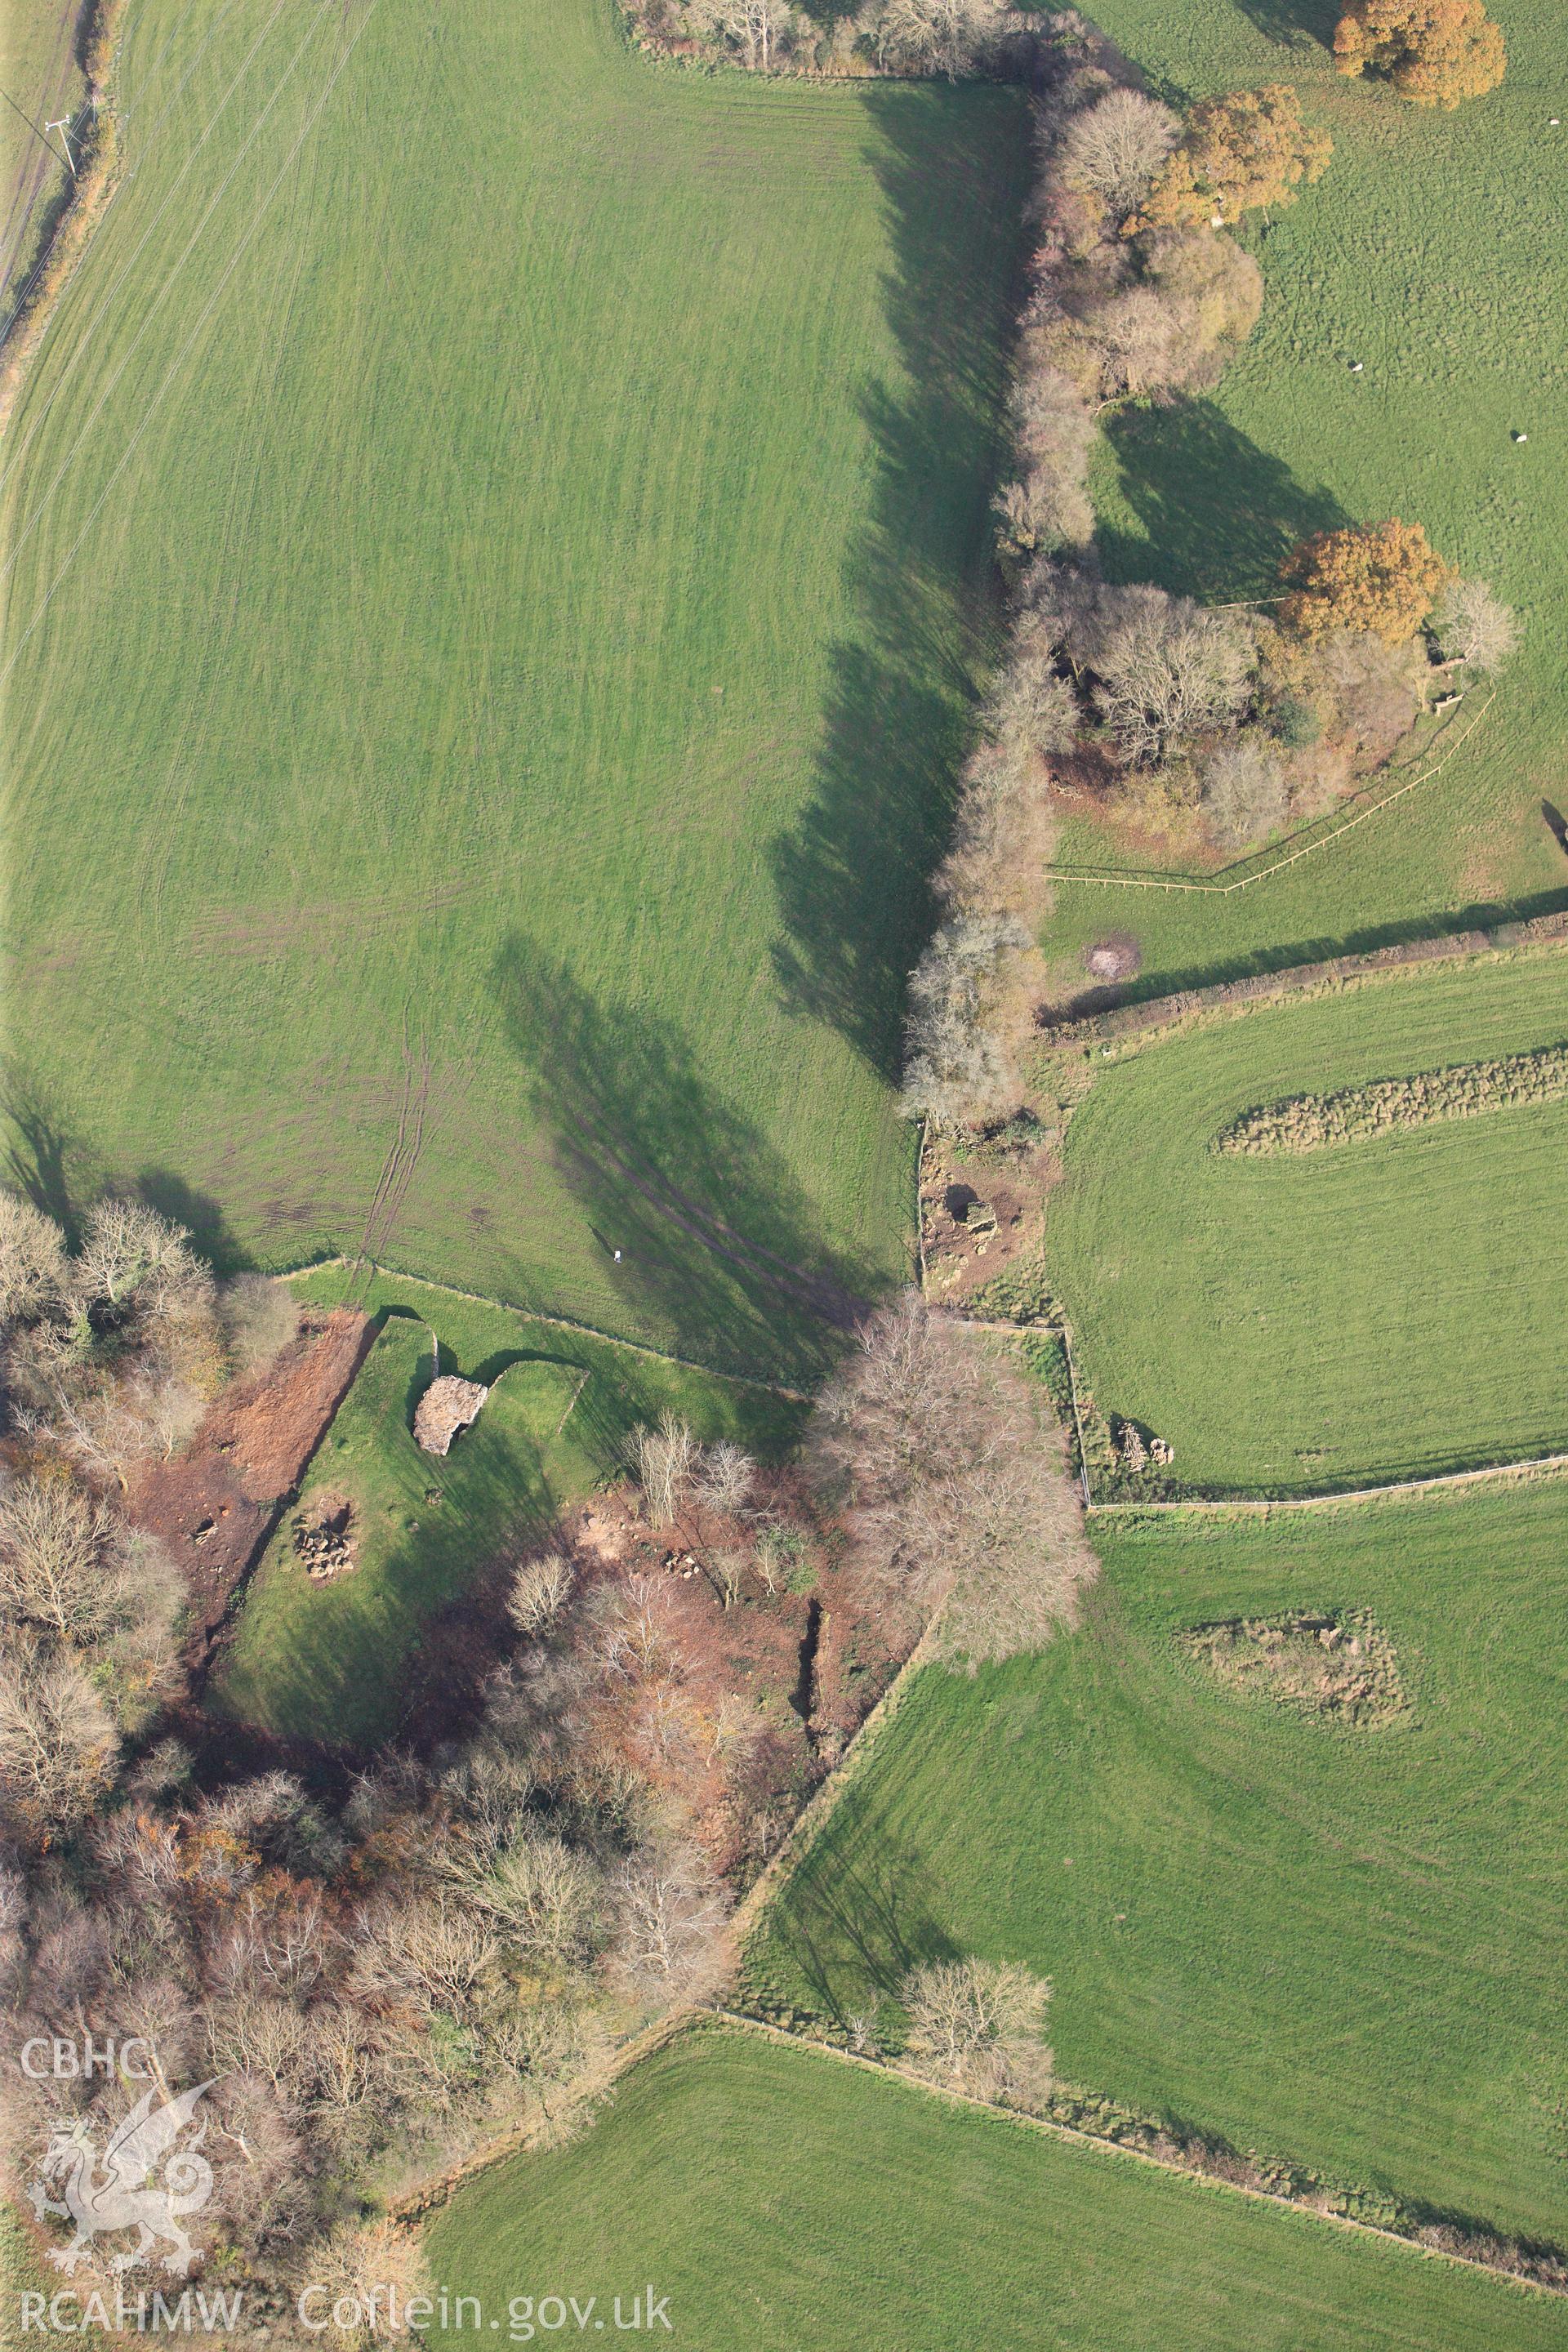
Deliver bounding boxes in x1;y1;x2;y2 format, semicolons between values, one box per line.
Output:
1127;86;1331;233
1334;0;1505;110
1281;519;1454;646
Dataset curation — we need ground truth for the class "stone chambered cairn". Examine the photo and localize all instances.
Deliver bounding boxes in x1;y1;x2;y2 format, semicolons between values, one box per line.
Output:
414;1374;489;1456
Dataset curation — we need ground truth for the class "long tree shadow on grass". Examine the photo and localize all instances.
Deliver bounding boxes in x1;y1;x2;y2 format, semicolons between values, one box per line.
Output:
756;1814;960;2019
0;1061;97;1241
1098;399;1351;604
1230;0;1341;49
492;934;875;1387
768;82;1030;1078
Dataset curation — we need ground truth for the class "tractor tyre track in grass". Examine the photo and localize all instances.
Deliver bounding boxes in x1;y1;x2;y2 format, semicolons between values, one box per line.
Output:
0;0;77;310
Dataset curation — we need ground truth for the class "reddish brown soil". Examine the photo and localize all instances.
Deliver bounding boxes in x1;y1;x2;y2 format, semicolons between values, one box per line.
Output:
563;1476;914;1883
126;1308;375;1669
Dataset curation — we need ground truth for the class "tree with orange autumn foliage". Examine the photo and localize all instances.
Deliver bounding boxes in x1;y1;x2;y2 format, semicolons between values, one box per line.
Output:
1334;0;1505;109
1128;86;1331;232
1281;519;1454;646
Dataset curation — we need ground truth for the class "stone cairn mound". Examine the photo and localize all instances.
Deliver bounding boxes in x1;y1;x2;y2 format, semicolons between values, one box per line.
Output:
295;1494;355;1581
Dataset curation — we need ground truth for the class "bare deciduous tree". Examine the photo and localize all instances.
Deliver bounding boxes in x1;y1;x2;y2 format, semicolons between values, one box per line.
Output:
1058;87;1179;213
70;1197;207;1316
898;913;1033;1130
349;1892;502;2021
508;1552;575;1638
630;1411;698;1526
809;1294;1097;1660
0;1194;66;1328
1200;734;1290;849
0;1476;131;1646
688;0;796;69
982;641;1080;760
614;1846;726;1989
872;0;1013;77
594;1573;671;1684
1089;583;1254;764
1430;577;1518;674
901;1955;1054;2104
691;1438;756;1517
935;740;1058;930
467;1828;606;1971
0;1651;117;1835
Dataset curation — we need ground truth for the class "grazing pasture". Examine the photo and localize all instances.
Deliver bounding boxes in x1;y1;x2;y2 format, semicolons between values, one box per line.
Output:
0;0;81;317
208;1267;803;1748
425;2023;1568;2352
1045;0;1568;997
745;1481;1568;2248
0;0;1027;1381
1046;951;1568;1493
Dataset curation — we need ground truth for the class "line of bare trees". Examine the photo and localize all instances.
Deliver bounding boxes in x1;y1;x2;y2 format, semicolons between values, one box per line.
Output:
901;13;1518;1138
621;0;1036;78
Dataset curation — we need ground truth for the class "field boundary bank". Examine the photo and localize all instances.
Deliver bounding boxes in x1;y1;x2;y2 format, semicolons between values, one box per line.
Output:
1044;690;1495;898
0;0;124;434
390;2004;1568;2302
1042;908;1568;1053
1086;1450;1568;1516
699;2016;1568;2301
957;1319;1568;1514
274;1255;814;1401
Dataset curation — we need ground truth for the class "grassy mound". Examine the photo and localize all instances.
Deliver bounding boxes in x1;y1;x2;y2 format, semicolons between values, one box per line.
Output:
744;1481;1568;2247
1179;1608;1406;1727
1043;0;1568;993
0;0;1027;1380
425;2023;1568;2352
1215;1039;1568;1152
1046;952;1568;1491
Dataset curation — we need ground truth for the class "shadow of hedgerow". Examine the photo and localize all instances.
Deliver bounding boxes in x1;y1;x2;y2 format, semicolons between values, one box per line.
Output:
768;79;1031;1080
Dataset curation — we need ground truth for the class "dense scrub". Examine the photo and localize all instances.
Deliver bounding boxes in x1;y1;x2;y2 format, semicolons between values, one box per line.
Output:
1216;1040;1568;1154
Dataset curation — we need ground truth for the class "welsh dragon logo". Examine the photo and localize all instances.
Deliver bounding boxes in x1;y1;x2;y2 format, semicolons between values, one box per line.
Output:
29;2080;217;2276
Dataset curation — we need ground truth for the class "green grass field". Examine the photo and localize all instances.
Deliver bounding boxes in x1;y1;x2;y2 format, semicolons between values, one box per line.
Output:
1043;0;1568;997
424;2023;1568;2352
0;0;80;318
0;0;1028;1381
209;1267;804;1747
745;1479;1568;2247
1045;949;1568;1492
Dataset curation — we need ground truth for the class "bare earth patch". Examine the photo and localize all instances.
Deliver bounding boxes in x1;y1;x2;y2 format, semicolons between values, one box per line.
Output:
920;1130;1049;1309
126;1306;375;1664
1180;1610;1408;1728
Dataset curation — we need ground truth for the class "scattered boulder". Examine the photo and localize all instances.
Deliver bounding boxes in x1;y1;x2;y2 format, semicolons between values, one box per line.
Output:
1180;1610;1407;1728
414;1374;488;1456
294;1491;356;1581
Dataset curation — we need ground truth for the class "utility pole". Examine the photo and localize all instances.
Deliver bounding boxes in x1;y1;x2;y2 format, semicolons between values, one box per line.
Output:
44;117;76;177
